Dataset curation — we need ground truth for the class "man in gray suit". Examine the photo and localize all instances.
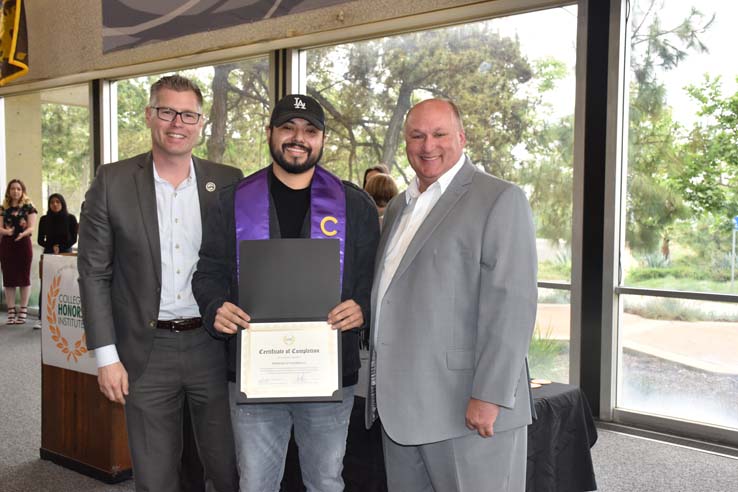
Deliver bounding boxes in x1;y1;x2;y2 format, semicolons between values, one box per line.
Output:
78;75;240;492
366;98;537;492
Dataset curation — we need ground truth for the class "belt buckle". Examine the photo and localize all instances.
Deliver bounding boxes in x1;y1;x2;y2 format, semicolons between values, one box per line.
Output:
170;319;188;332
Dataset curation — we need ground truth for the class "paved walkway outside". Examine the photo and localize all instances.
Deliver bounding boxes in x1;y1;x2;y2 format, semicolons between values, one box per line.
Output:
5;304;736;375
537;304;738;375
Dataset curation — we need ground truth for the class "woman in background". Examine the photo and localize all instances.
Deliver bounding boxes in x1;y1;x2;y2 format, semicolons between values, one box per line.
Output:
35;193;78;329
362;163;390;189
0;179;38;325
38;193;78;254
365;173;399;228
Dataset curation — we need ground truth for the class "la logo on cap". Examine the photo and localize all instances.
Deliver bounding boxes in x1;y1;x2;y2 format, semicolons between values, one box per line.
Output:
293;97;307;110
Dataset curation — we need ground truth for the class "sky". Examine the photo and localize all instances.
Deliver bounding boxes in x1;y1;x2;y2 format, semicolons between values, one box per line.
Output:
493;1;736;127
653;0;737;125
493;5;578;120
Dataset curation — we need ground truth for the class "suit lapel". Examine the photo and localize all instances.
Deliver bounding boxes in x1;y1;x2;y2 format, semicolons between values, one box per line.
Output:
133;153;162;283
390;159;476;286
368;192;408;424
370;193;408;310
374;194;407;275
193;157;212;223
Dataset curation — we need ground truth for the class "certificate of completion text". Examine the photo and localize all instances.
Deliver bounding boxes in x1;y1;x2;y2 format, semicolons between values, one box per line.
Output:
240;321;339;399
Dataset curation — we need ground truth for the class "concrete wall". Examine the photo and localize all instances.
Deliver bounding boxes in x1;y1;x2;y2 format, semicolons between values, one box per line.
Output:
4;94;42;204
2;94;43;310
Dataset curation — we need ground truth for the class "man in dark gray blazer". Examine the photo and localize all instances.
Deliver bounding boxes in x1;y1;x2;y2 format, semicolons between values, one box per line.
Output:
366;99;538;492
78;75;240;492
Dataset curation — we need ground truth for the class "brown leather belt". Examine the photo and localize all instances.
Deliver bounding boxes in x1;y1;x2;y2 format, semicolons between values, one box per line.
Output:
156;317;202;332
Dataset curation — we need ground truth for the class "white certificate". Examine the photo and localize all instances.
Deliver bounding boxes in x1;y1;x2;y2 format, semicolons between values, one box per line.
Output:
239;321;340;401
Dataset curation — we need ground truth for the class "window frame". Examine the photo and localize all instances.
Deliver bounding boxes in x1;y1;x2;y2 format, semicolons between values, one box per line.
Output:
605;0;738;446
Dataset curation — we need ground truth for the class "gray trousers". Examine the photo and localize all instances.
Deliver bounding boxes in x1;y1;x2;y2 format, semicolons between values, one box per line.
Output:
382;425;527;492
124;328;238;492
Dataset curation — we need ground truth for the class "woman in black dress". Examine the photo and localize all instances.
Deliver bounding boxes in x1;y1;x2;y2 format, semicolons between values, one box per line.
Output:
37;193;78;254
0;179;38;325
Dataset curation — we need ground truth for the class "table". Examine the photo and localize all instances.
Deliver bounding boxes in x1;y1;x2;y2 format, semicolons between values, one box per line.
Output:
281;383;597;491
526;383;598;492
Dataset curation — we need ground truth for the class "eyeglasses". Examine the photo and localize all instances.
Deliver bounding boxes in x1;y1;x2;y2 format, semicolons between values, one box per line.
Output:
152;106;202;125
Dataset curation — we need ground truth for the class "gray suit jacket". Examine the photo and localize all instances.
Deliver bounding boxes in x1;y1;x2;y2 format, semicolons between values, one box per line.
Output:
365;159;537;445
78;152;243;382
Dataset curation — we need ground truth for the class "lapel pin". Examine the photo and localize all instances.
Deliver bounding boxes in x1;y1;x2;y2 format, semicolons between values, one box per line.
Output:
205;182;216;192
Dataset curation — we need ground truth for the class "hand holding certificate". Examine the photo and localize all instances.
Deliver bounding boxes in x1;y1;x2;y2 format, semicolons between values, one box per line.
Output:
212;301;251;334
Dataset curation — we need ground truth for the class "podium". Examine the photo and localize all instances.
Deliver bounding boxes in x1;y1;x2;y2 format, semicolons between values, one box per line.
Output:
38;254;132;482
40;365;132;482
37;254;206;487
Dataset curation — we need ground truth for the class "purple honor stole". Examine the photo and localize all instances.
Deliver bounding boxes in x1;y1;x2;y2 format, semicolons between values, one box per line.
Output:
234;166;347;288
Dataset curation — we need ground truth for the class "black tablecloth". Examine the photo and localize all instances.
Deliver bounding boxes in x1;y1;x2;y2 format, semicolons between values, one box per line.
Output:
281;383;597;492
526;383;598;492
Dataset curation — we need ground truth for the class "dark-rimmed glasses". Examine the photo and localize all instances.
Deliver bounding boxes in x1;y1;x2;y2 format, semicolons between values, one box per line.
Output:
152;106;202;125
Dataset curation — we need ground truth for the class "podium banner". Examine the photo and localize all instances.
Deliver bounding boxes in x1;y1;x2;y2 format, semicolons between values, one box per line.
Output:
41;255;97;375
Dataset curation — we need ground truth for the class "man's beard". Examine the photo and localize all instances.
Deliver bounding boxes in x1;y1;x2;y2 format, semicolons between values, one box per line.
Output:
270;139;323;175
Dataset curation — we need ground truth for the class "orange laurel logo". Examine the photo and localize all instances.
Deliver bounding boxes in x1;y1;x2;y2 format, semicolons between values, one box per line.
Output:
46;274;88;362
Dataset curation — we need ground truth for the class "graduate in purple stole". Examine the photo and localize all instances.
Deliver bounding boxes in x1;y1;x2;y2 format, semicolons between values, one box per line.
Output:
193;94;380;492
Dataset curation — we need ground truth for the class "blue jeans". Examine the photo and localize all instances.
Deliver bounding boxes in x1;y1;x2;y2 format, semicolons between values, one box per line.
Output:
229;383;355;492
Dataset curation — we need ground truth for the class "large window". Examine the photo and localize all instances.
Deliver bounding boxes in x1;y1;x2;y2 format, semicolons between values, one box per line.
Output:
304;6;578;382
41;85;91;216
617;0;738;431
113;57;271;174
0;84;92;308
618;294;738;429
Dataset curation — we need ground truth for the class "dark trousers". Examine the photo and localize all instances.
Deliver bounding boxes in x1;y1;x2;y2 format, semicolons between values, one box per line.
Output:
180;404;206;492
124;328;238;492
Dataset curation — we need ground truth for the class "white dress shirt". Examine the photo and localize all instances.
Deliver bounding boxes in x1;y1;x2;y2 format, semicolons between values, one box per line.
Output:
373;153;467;345
96;160;202;368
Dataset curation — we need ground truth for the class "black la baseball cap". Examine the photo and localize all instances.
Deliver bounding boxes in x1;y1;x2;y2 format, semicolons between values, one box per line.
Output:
270;94;325;131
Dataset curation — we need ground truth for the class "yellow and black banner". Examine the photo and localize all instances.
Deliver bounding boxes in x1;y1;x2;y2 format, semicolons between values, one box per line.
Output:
0;0;29;86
